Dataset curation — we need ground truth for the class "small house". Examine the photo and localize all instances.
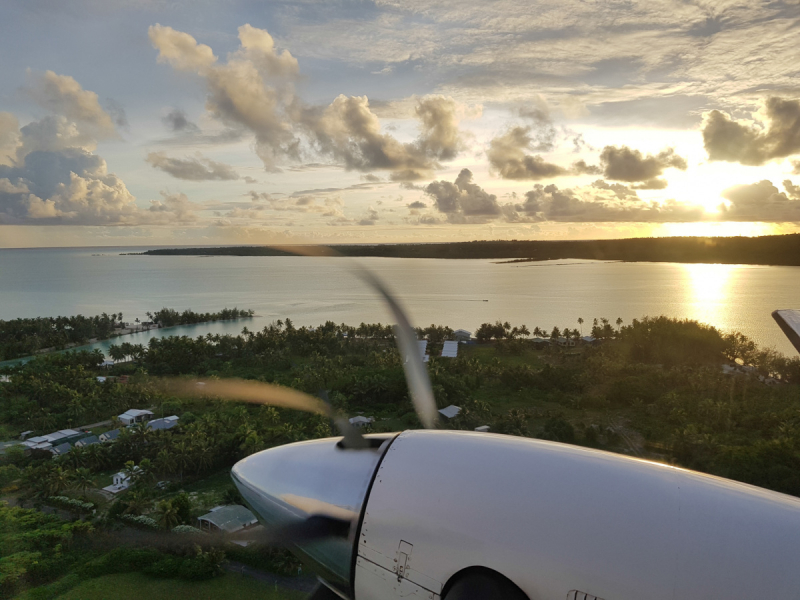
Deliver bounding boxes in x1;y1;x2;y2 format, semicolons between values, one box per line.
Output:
102;467;138;494
0;375;10;383
474;425;490;432
438;405;461;419
118;409;154;426
75;435;99;448
147;415;179;431
197;505;259;534
101;360;115;369
580;336;597;345
19;430;33;440
50;442;72;456
349;416;375;428
100;429;120;443
453;329;472;342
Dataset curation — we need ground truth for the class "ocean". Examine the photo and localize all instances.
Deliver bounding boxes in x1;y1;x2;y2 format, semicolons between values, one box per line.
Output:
1;246;798;359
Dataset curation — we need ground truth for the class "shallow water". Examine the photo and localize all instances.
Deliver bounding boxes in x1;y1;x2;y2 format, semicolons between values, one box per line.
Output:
1;246;798;360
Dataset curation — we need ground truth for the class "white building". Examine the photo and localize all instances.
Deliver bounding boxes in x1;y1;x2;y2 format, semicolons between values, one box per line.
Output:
118;409;154;426
102;467;138;494
147;415;179;431
453;329;472;342
349;416;375;428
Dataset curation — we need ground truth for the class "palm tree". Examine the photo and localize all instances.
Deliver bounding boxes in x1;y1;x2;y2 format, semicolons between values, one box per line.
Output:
71;467;95;497
123;490;151;516
616;317;623;331
156;499;180;530
154;449;177;477
577;317;584;335
47;467;71;496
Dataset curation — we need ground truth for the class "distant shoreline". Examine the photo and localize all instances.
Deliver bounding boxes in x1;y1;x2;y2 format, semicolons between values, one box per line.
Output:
131;234;800;267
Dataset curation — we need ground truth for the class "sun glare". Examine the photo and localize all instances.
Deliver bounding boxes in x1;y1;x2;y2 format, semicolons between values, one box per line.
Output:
682;263;738;327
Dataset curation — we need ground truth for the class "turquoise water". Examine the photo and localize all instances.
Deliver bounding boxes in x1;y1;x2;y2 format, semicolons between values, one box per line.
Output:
1;246;799;361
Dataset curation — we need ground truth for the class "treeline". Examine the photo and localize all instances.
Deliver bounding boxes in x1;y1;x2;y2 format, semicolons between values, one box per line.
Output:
0;313;124;361
147;307;254;328
138;233;800;266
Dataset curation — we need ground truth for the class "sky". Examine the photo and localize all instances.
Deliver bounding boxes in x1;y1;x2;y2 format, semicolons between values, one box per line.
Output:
1;0;800;247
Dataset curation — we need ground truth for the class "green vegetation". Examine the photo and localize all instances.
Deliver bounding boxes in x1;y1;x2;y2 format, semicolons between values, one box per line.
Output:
50;572;302;600
146;308;255;328
0;308;254;362
2;312;800;597
0;314;124;361
138;233;800;266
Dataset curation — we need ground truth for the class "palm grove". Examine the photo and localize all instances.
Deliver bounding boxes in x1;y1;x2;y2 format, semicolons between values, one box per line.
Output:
1;313;800;597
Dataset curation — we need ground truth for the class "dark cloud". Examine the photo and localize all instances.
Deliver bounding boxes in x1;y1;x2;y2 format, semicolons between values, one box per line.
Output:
720;180;800;221
599;145;687;187
784;179;800;200
162;108;200;133
424;168;502;222
407;200;427;209
358;207;379;225
703;97;800;166
146;152;239;181
791;160;800;175
519;183;703;223
590;180;639;199
104;99;128;129
487;127;603;180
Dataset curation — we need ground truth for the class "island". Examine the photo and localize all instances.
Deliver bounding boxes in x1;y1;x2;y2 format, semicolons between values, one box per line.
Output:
133;233;800;266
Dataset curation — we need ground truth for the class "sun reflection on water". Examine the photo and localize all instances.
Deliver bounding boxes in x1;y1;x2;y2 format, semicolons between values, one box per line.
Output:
682;263;739;327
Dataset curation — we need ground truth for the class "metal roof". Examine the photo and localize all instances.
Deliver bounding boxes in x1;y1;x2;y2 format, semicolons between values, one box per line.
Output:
147;416;179;430
438;405;461;419
441;340;459;358
198;505;259;533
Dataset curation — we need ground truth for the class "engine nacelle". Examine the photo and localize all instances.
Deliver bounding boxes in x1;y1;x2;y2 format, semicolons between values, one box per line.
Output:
234;430;800;599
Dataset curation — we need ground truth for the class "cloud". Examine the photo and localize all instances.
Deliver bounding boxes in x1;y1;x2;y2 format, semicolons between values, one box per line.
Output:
295;94;459;181
358;207;379;225
149;24;217;72
599;145;687;187
407;200;427;209
424;168;502;222
703;97;800;166
590;179;639;199
784;179;800;200
518;183;704;223
146;151;239;181
0;148;141;225
0;113;20;166
27;71;119;140
148;191;199;222
487;126;602;180
720;180;800;221
792;160;800;175
150;24;299;171
162;108;200;133
151;26;465;179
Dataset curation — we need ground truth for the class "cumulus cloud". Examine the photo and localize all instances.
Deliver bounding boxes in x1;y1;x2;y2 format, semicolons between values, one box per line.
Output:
487;126;602;180
0;74;198;227
720;180;800;221
703;97;800;166
599;145;687;188
590;179;639;199
148;191;199;222
146;151;239;181
150;24;299;171
295;94;464;181
518;184;703;222
792;160;800;175
358;207;379;225
424;168;502;222
407;200;427;209
26;71;119;141
150;25;465;179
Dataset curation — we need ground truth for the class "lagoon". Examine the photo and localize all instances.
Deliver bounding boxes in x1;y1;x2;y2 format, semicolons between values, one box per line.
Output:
1;246;798;358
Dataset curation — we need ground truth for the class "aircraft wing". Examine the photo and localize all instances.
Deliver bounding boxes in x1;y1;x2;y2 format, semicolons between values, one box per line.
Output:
773;309;800;354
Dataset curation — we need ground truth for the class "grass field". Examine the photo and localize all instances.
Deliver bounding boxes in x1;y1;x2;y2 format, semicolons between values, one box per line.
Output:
54;572;304;600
